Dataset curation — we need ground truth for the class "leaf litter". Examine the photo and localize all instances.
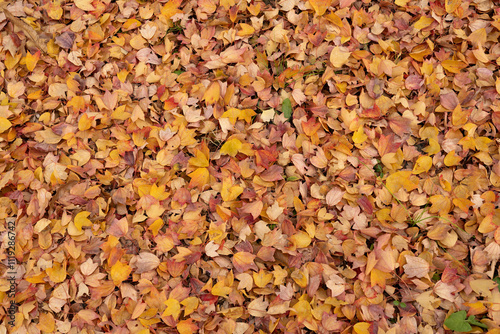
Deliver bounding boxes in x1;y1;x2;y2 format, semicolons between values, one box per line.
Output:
1;0;500;333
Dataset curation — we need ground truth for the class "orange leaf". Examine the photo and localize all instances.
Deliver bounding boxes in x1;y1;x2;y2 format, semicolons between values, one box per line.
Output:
203;81;221;105
46;261;67;283
177;319;199;334
25;50;40;71
161;0;183;20
441;60;467;73
188;167;209;189
452;104;470;126
110;260;132;286
308;0;332;16
189;149;209;168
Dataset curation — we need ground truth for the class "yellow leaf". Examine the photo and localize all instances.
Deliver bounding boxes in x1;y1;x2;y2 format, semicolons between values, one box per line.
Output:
221;107;256;124
370;268;391;288
130;35;147;50
150;184;169;201
221;178;243;202
161;0;183;20
424;138;441;155
203;82;220;105
46;1;63;20
290;231;312;248
444;150;462;166
291;299;312;322
181;297;199;316
453;198;473;213
330;46;351;68
429;195;452;214
291;269;308;288
74;211;92;231
25;50;40;71
46;261;67;283
445;0;461;13
75;0;95;11
110;260;132;286
308;0;332;16
395;0;410;6
475;137;492;151
220;138;242;157
237;23;255;37
188;167;209;189
238;108;257;123
441;60;467;73
122;18;142;31
464;301;487;315
78;113;92;131
452;104;470;126
189;149;209;168
386;171;418;193
0;117;12;133
412;155;432;174
413;16;434;31
66;95;86;112
211;280;232;297
221;107;241;125
26;89;42;100
478;214;496;234
352;127;367;144
353;322;371;334
5;53;22;70
325;12;343;27
220;0;235;10
37;312;56;332
253;269;273;288
163;298;181;319
149;218;164;237
26;272;47;284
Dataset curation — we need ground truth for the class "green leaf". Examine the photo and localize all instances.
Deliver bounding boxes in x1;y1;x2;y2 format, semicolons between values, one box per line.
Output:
467;315;488;329
444;311;472;332
392;300;400;306
400;302;406;308
282;98;292;118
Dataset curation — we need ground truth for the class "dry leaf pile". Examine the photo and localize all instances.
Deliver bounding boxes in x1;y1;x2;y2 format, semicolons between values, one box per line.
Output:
1;0;500;333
